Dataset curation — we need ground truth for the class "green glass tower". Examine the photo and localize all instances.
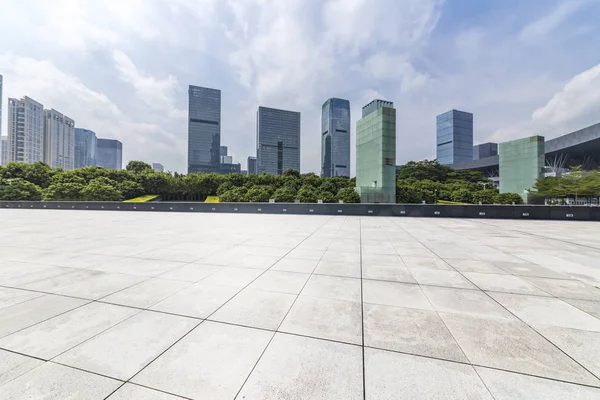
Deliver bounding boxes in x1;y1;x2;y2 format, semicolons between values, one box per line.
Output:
499;135;545;203
355;100;396;203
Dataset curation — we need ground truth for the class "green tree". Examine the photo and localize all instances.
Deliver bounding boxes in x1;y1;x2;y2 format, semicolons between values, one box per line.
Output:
495;193;524;204
81;178;123;201
318;190;336;203
337;187;360;203
137;172;172;195
0;178;43;200
397;160;450;182
117;180;145;200
319;180;337;195
245;185;273;202
297;185;318;203
272;186;297;202
222;173;246;187
0;162;54;188
216;181;234;196
43;181;86;201
220;187;248;202
472;190;496;204
73;166;109;183
301;173;321;188
451;188;473;203
282;169;301;178
126;161;153;174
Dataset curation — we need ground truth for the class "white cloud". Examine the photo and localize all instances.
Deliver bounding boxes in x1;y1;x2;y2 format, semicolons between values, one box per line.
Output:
519;0;591;44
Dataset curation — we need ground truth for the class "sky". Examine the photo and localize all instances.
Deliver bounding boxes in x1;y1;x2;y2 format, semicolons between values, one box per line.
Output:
0;0;599;174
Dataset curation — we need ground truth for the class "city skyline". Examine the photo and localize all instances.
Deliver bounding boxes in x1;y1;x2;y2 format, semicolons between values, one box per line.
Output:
0;1;599;173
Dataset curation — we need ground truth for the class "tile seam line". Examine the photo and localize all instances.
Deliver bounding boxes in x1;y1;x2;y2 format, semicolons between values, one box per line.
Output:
359;216;367;400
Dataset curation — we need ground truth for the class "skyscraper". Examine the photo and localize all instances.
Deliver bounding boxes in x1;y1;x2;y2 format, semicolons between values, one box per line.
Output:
321;98;350;178
7;96;44;164
188;85;221;174
43;109;75;170
1;136;7;166
355;99;396;203
152;163;164;172
96;138;122;170
256;106;301;175
220;146;228;157
74;128;97;168
436;109;473;165
247;156;257;175
473;142;498;160
0;75;3;146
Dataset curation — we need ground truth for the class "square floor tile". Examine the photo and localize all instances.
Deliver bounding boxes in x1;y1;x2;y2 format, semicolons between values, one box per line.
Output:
0;362;120;400
211;288;296;330
440;312;600;386
493;261;567;278
0;294;88;338
270;258;319;273
0;302;137;359
524;277;600;301
133;321;272;400
362;263;416;283
230;254;281;270
54;272;147;300
362;254;404;266
490;292;600;331
445;259;506;273
409;268;476;289
321;251;360;263
564;298;600;319
101;278;191;309
364;303;467;362
285;249;325;260
107;383;184;399
0;350;44;386
158;263;222;282
363;280;432;310
422;286;516;320
238;333;363;400
313;259;361;278
150;283;239;318
401;256;452;270
463;272;550;295
55;311;197;380
365;347;493;399
0;287;44;310
280;295;362;344
476;366;600;400
247;270;309;295
301;275;361;302
199;267;263;288
90;257;187;277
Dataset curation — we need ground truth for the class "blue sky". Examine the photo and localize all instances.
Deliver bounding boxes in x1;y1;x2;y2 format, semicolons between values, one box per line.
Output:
1;0;599;174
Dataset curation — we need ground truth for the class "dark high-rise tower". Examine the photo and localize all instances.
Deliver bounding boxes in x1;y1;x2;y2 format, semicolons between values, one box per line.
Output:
188;85;221;173
256;106;300;175
321;98;350;177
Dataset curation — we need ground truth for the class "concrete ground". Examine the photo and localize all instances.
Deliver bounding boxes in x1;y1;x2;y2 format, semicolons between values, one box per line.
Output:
0;210;600;399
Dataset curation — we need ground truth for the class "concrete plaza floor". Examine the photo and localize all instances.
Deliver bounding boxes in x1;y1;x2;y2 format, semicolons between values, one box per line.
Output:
0;210;600;399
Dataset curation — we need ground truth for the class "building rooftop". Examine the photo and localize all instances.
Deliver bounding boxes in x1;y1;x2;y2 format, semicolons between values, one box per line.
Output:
0;210;599;398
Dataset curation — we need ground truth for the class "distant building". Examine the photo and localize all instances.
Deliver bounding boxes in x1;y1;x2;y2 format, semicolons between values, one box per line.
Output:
247;156;257;175
220;146;228;157
218;163;241;174
96;138;122;170
321;98;350;178
473;142;498;160
241;170;248;176
499;136;545;203
43;109;75;170
188;85;221;173
436;109;473;165
220;155;233;164
0;75;3;147
7;96;44;164
152;163;164;172
355;99;396;203
74;128;97;168
1;136;7;165
256;106;301;175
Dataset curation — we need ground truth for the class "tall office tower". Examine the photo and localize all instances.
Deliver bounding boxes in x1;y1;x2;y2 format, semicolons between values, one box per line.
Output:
436;109;473;165
355;99;396;203
321;98;350;177
256;106;301;175
188;85;221;173
473;142;498;160
1;136;7;165
247;156;257;175
7;96;44;164
152;163;164;172
43;109;75;170
220;146;228;157
74;128;97;168
96;138;122;170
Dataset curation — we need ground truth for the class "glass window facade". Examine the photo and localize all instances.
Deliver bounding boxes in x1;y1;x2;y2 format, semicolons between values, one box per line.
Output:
256;106;300;175
43;109;75;170
321;98;350;177
436;109;473;165
7;96;44;164
356;101;396;203
247;156;257;174
499;136;545;202
96;138;122;170
188;85;221;174
473;142;498;160
74;128;97;168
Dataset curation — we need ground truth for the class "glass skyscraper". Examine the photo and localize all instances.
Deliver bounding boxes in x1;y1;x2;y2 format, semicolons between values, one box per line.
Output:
96;138;122;170
247;156;257;175
256;106;301;175
74;128;97;168
7;96;44;164
473;142;498;160
436;109;473;165
321;98;350;177
499;136;545;203
43;109;75;170
188;85;221;174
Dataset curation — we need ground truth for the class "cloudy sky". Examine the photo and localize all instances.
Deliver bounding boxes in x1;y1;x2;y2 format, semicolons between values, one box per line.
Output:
1;0;599;174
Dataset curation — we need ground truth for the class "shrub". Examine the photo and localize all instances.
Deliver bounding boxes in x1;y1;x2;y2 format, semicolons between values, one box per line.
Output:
297;185;318;203
0;178;43;201
220;187;248;202
337;187;360;203
245;186;272;202
494;193;524;204
272;186;296;202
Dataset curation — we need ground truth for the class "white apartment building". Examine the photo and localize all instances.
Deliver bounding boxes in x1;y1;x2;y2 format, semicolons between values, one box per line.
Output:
43;109;75;170
1;136;7;166
7;96;45;164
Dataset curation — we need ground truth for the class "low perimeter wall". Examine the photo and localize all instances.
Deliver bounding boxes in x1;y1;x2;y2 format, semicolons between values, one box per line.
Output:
1;201;599;221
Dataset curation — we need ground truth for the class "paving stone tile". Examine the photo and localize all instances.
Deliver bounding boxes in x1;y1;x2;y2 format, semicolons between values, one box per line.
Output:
150;282;239;318
107;383;185;399
445;259;506;273
193;266;263;288
363;280;432;310
524;277;600;301
301;275;361;302
158;263;222;282
247;270;310;294
401;256;452;270
313;259;361;278
0;287;44;310
101;278;191;308
0;349;44;386
409;268;476;289
422;286;516;320
362;262;416;283
270;258;319;273
463;272;550;295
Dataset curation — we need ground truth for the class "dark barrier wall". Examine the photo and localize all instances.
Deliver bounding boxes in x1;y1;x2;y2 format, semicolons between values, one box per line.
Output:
0;201;598;221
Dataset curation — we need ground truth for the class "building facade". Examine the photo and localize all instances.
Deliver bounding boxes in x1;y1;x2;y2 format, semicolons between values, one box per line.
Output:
220;146;228;157
247;156;257;175
473;142;498;160
499;136;545;202
7;96;44;164
256;106;301;175
188;85;221;174
0;75;3;146
1;136;7;165
152;163;164;172
43;109;75;170
321;98;350;178
355;100;396;203
436;109;473;165
96;138;122;170
74;128;97;168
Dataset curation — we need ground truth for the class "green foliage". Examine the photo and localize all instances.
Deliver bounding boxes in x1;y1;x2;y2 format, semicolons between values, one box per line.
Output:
494;193;524;204
318;190;336;203
472;190;496;205
216;181;234;196
0;162;54;188
337;187;360;203
533;166;600;201
451;188;472;203
282;169;301;178
0;178;43;200
297;185;318;203
117;180;145;200
43;181;86;201
220;187;248;202
125;161;152;174
272;186;297;202
301;173;321;188
245;185;273;202
319;180;337;194
397;160;450;182
82;178;123;201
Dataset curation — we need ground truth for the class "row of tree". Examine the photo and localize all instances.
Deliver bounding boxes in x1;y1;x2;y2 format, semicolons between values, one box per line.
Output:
533;167;600;204
0;160;525;204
